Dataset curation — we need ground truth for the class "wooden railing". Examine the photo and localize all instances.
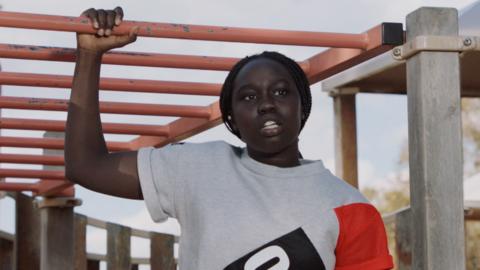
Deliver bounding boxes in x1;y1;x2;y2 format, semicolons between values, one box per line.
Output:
381;201;480;270
0;192;176;270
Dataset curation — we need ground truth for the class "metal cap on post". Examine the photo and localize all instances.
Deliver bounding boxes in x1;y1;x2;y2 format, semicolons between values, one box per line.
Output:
406;7;465;270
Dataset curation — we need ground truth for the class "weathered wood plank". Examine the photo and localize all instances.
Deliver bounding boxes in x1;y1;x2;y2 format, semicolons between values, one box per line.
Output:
0;237;13;270
14;193;40;270
333;93;358;187
406;7;465;270
74;214;87;270
395;209;412;270
106;223;131;270
150;232;175;270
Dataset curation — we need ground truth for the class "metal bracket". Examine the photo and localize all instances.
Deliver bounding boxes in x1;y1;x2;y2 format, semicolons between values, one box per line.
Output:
392;35;480;60
35;197;82;208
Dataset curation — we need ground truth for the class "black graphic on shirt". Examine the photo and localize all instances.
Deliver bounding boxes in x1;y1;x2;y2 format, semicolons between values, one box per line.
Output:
224;228;326;270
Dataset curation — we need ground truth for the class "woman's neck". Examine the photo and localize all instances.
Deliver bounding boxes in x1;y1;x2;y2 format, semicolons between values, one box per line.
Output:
246;142;300;168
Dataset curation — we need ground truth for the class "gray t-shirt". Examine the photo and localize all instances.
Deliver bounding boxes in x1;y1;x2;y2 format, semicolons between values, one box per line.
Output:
137;141;392;270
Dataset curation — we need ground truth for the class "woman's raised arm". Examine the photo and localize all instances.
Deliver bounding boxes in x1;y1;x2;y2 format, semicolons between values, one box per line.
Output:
65;7;143;199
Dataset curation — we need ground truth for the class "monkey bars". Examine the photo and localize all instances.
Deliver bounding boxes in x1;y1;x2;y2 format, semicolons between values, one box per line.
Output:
0;10;403;196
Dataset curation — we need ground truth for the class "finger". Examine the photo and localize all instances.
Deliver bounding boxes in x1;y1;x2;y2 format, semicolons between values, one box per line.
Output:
97;9;107;36
113;7;124;26
114;27;138;47
82;8;99;29
105;11;116;36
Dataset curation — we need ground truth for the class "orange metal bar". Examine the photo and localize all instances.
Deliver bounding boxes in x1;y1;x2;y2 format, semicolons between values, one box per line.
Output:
0;71;221;96
130;101;222;149
0;168;65;180
0;182;38;192
0;153;63;166
0;43;240;71
0;136;131;151
0;11;369;48
0;96;211;118
0;117;170;136
0;43;310;72
305;24;400;84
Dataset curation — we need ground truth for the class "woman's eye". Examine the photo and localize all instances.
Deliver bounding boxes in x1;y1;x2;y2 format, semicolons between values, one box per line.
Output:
274;89;288;96
243;94;256;101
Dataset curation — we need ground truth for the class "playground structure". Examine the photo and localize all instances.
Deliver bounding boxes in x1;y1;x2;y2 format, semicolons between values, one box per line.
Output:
0;5;477;270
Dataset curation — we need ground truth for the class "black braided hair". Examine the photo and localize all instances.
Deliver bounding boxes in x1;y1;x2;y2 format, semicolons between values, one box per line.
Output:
219;51;312;139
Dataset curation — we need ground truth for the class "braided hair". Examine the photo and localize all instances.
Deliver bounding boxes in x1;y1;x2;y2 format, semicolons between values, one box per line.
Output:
219;51;312;139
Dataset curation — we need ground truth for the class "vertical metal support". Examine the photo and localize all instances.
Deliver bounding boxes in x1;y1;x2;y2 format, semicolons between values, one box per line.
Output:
74;214;87;270
106;223;131;270
406;7;465;270
150;232;175;270
333;92;359;188
39;131;76;270
395;209;412;270
14;193;40;270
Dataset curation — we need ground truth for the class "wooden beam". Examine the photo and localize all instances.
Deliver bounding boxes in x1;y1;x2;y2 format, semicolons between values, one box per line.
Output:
406;7;464;269
150;232;175;270
14;193;40;270
333;93;358;187
74;214;87;270
106;223;131;270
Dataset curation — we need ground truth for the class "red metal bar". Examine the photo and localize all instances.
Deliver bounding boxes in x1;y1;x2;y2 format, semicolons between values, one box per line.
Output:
0;11;369;48
0;43;310;72
130;101;222;148
305;24;397;84
0;182;38;192
0;43;240;71
0;96;211;118
0;117;170;136
0;168;65;180
0;136;131;151
0;71;221;96
0;153;63;166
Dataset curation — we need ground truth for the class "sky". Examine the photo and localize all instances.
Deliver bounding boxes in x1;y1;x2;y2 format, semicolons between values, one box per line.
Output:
0;0;478;268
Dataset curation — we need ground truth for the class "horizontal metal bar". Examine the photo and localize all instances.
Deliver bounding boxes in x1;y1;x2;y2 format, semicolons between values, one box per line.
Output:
0;71;221;96
0;153;63;165
0;168;64;180
0;43;310;72
130;101;222;148
305;23;404;84
0;96;211;118
0;11;369;48
0;43;239;70
0;136;131;151
0;182;39;191
0;117;170;136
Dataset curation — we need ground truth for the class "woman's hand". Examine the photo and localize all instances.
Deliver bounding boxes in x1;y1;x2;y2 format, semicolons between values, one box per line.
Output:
77;7;138;54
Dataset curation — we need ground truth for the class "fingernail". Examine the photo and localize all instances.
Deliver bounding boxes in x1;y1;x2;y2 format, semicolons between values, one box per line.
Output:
93;22;99;29
115;18;121;25
105;29;111;36
98;29;104;36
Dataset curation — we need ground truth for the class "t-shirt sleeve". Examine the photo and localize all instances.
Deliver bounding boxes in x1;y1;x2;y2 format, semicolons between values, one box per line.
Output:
334;203;394;270
137;144;184;222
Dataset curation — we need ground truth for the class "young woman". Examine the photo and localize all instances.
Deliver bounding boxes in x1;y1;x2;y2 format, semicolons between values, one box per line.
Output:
65;7;393;270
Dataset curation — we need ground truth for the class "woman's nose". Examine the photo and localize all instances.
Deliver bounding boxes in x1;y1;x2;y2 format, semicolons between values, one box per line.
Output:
258;97;275;114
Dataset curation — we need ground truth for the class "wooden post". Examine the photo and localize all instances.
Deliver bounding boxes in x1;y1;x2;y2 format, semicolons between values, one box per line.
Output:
106;223;131;270
74;214;87;270
14;193;41;270
406;7;465;270
333;92;359;188
150;232;175;270
39;131;79;270
0;236;13;270
395;209;412;270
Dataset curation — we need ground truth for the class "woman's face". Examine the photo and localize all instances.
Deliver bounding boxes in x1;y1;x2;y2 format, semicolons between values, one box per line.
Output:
230;58;302;156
